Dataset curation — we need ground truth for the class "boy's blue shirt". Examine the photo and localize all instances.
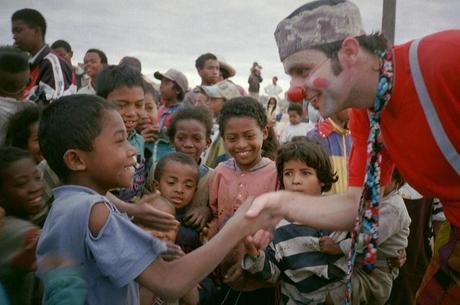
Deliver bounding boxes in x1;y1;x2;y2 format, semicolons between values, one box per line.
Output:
37;185;166;305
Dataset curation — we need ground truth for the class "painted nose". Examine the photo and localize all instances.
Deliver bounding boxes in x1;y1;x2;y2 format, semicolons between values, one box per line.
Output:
287;85;306;103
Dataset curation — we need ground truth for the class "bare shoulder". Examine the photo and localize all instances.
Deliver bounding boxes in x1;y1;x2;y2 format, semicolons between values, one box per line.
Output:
89;202;110;237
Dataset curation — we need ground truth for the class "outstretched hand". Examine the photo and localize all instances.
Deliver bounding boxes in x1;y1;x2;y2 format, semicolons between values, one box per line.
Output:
245;191;284;231
132;194;180;231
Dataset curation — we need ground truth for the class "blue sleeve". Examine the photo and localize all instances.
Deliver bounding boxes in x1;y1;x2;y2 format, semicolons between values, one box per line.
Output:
43;267;87;305
86;210;166;287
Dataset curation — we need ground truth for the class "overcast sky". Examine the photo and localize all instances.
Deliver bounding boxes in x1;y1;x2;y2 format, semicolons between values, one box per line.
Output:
1;0;459;92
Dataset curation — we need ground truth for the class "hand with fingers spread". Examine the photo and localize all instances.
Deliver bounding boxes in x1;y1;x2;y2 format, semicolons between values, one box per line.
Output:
184;206;211;230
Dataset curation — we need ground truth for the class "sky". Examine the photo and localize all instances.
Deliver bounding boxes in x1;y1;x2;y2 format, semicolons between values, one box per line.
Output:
1;0;459;93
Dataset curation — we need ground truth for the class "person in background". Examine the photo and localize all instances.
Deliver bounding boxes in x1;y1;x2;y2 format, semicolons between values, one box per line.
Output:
307;109;351;194
264;76;283;99
50;39;80;89
279;103;314;144
78;48;108;95
248;62;263;101
6;104;43;164
200;79;241;168
11;8;75;103
119;56;142;73
0;46;34;145
195;53;220;86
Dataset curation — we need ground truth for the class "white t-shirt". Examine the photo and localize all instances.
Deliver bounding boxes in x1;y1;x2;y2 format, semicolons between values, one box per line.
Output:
280;122;314;144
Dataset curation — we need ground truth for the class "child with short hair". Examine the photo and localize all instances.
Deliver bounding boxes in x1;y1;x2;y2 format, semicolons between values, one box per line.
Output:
140;196;199;305
153;152;217;304
0;46;35;145
6;104;43;164
242;138;347;305
96;64;147;202
166;106;213;230
204;96;277;305
0;146;44;305
279;103;314;144
36;95;272;305
200;79;241;169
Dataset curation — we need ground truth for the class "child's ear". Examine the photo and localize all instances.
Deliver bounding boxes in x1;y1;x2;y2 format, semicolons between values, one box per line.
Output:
206;137;212;146
153;180;160;190
63;149;87;172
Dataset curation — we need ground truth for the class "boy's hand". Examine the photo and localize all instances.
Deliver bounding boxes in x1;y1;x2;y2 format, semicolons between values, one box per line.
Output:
133;194;179;231
141;123;160;143
243;236;260;257
161;241;185;262
199;218;219;244
223;262;244;284
184;206;210;230
245;192;284;233
319;236;342;255
245;230;272;252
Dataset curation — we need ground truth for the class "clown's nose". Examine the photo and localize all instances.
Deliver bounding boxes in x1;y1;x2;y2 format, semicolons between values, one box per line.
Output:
287;86;305;103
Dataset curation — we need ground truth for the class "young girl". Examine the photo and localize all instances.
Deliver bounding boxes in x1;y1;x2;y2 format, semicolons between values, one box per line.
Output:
204;96;278;305
242;138;346;305
167;105;214;230
37;95;273;305
0;146;44;305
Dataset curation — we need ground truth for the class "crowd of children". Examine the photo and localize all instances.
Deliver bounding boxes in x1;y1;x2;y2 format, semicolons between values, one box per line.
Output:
0;4;450;305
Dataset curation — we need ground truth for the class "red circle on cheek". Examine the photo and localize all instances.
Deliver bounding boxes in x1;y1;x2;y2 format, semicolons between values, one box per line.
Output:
312;77;330;89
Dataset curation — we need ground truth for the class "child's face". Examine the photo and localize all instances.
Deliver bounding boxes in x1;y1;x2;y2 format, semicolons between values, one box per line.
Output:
198;59;220;85
159;79;177;102
194;92;209;107
204;97;225;117
52;47;72;64
107;85;145;135
12;20;40;53
222;117;267;171
28;121;43;164
0;157;44;218
288;110;302;125
83;52;104;78
155;161;197;209
78;110;137;194
172;119;210;162
144;92;158;125
282;159;322;195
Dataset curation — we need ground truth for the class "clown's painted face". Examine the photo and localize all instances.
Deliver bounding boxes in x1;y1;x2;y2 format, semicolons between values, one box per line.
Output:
283;49;353;118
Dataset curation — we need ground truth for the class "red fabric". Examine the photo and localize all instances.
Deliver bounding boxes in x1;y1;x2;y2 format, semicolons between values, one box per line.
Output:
348;30;460;227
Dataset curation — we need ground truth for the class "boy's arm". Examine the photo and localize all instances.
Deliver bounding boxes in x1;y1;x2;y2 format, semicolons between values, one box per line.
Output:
106;192;179;231
136;199;280;301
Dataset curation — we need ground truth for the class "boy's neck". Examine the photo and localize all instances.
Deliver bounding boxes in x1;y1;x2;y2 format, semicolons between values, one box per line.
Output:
67;174;109;196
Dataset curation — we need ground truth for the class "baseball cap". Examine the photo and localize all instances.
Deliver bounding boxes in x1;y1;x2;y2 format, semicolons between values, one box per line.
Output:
154;69;189;93
274;0;365;61
201;80;241;100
